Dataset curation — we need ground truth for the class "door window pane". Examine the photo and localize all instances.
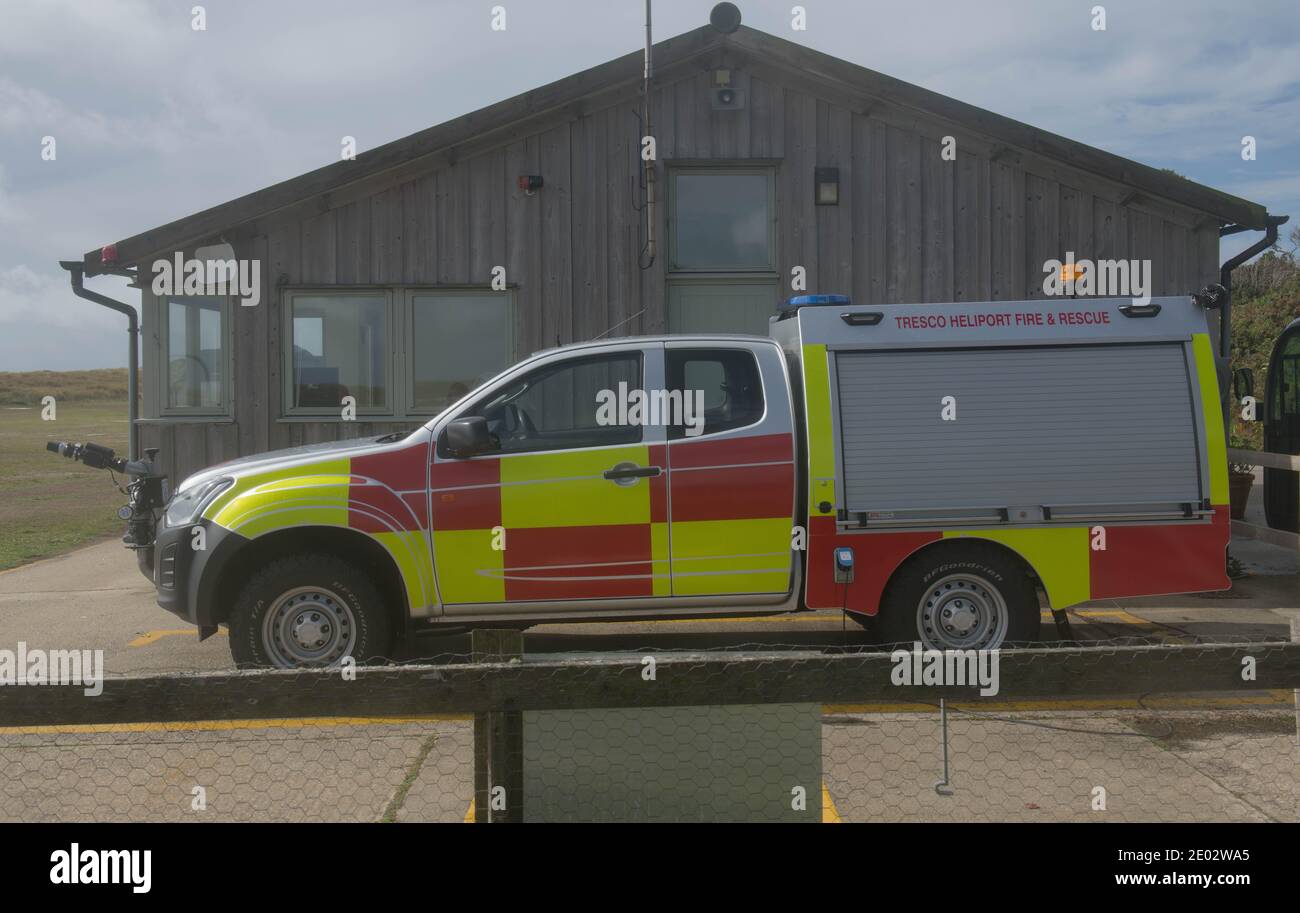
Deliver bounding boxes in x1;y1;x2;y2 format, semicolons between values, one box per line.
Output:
412;293;512;411
464;353;642;454
666;348;764;439
288;295;387;409
672;172;772;270
166;296;225;410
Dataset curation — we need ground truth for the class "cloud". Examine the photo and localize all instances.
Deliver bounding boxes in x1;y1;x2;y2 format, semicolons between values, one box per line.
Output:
0;0;1297;372
0;265;137;370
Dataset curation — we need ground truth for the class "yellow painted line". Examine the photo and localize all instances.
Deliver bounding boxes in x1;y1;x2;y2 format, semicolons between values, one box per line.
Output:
822;782;841;824
464;799;475;823
823;691;1292;715
1077;609;1150;624
1039;609;1150;623
128;628;227;647
0;714;472;736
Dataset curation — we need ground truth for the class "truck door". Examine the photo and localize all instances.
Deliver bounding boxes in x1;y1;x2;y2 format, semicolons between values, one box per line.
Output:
1265;322;1300;532
663;341;797;597
430;342;673;609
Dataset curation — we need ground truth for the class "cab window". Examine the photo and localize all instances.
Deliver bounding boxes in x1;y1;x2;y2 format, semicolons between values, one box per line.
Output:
665;348;764;440
450;352;643;455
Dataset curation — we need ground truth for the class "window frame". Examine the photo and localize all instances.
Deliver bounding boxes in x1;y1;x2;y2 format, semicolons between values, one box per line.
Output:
158;292;234;418
403;287;517;418
667;163;778;275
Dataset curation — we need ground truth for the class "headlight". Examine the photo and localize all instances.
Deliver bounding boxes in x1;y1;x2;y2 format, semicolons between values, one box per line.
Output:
164;477;233;528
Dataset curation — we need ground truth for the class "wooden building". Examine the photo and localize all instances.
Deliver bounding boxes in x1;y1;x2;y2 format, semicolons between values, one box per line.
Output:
76;16;1276;483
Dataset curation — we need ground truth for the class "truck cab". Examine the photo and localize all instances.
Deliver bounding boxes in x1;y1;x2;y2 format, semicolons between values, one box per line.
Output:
149;335;801;667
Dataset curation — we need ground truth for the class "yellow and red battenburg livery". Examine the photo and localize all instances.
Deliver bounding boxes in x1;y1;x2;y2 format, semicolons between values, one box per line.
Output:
147;294;1228;663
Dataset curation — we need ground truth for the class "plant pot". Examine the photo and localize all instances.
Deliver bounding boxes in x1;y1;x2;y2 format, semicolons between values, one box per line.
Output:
1228;471;1255;521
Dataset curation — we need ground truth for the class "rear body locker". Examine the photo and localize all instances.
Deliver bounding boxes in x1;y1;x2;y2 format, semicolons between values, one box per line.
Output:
772;294;1231;647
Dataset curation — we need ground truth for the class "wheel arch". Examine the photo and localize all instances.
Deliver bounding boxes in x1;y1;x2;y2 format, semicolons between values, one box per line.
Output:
877;535;1051;616
201;526;412;635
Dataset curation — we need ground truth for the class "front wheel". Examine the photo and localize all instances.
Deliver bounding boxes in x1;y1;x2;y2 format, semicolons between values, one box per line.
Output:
878;544;1040;650
228;555;394;669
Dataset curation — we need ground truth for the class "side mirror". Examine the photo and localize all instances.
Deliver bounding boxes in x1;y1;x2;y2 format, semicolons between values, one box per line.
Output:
445;416;496;457
1233;367;1255;401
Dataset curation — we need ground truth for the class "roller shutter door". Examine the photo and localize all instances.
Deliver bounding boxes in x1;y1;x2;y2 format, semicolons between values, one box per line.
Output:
836;343;1203;516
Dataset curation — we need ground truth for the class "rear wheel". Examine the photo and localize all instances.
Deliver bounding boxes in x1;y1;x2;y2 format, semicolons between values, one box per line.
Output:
228;554;393;669
879;544;1039;650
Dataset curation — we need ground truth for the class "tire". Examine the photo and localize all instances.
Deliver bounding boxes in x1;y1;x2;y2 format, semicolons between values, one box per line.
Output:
878;543;1039;650
228;554;394;669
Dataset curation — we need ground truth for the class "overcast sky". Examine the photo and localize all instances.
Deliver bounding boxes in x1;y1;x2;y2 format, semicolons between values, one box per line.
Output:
1;0;1297;370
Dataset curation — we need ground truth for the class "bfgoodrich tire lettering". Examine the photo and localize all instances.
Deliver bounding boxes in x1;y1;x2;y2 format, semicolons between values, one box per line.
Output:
879;544;1039;650
228;554;393;669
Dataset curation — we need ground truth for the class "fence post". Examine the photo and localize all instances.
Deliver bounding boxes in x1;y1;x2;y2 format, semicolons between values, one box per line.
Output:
472;629;525;822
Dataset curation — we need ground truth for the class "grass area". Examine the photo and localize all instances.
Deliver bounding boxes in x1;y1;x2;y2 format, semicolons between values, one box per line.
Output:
0;368;131;405
0;398;132;570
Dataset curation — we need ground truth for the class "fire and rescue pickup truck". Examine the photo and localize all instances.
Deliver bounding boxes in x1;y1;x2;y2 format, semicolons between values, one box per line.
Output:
135;293;1229;667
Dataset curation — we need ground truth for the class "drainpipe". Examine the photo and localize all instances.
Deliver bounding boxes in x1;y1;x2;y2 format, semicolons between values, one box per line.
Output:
1219;213;1288;360
639;0;656;270
59;259;139;461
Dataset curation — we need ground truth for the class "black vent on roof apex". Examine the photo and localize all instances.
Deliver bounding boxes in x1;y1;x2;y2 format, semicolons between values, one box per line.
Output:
710;3;742;34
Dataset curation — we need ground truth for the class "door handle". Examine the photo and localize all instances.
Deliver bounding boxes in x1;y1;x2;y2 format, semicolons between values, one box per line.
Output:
603;464;661;482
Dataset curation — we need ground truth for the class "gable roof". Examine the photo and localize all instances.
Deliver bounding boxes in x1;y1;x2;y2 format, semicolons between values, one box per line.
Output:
81;22;1273;275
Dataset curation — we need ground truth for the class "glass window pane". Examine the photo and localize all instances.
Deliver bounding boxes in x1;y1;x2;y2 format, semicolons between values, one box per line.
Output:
289;295;387;409
673;172;771;269
466;353;642;454
666;348;764;439
412;293;512;411
166;296;224;409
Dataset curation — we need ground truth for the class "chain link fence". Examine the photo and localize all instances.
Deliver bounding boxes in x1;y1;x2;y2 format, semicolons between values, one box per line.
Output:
1;637;1297;823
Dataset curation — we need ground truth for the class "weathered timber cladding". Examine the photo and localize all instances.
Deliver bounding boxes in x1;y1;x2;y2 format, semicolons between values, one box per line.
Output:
139;52;1224;483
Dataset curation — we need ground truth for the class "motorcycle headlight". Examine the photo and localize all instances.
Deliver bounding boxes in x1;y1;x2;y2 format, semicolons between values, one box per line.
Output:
164;477;233;528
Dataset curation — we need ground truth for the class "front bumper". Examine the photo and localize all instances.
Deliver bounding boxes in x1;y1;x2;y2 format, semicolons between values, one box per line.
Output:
151;519;245;629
